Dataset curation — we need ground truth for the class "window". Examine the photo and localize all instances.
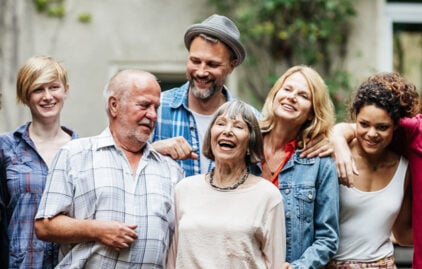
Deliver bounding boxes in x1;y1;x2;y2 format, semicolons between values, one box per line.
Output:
384;2;422;94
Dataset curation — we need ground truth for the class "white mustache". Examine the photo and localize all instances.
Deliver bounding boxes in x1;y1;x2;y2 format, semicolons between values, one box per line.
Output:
138;118;154;128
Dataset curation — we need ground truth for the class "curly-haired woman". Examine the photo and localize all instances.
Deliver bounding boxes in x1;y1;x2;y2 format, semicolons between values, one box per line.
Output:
328;72;419;268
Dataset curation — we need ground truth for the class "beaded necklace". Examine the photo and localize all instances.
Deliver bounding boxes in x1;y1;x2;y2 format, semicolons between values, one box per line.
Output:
209;167;249;191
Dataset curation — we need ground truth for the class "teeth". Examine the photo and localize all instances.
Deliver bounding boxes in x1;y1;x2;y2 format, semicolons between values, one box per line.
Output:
41;103;55;108
282;104;295;111
218;141;235;148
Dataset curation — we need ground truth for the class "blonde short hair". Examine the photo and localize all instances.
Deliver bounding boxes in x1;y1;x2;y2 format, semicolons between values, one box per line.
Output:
16;55;68;105
260;65;335;148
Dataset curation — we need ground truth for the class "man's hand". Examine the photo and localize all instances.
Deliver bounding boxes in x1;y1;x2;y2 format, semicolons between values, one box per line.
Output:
35;215;138;252
152;137;198;160
94;220;138;251
300;133;333;158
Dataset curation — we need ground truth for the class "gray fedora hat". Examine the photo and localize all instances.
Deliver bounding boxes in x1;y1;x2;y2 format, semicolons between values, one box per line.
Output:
184;14;246;66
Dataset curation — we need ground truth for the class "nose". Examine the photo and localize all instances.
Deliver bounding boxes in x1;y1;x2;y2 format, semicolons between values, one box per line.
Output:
145;106;157;122
286;91;297;102
42;89;53;99
367;127;378;137
196;63;209;77
222;124;234;135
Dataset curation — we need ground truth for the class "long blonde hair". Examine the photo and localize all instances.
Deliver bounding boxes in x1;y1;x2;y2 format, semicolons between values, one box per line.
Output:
260;65;335;148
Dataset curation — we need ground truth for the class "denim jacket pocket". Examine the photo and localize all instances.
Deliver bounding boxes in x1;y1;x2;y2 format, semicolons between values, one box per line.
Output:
294;187;316;223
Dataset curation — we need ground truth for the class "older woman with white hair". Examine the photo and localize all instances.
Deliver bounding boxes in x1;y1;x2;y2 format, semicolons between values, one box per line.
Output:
167;100;286;269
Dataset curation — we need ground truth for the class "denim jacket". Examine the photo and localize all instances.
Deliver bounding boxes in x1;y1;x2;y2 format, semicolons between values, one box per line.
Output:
251;150;339;269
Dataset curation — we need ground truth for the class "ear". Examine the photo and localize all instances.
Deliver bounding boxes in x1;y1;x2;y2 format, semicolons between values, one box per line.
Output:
108;96;118;117
228;60;237;74
64;84;70;97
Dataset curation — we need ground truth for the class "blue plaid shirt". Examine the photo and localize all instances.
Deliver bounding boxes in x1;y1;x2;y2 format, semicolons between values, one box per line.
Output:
151;82;260;177
0;122;78;269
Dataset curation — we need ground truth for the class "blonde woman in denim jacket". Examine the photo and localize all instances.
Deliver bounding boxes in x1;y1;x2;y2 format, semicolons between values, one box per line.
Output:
250;65;339;269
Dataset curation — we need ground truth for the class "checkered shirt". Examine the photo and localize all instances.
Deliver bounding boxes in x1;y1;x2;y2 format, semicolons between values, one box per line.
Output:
151;82;260;177
36;128;184;268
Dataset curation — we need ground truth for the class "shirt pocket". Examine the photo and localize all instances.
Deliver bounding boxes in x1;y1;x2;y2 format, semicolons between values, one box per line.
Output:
294;186;316;223
7;155;45;195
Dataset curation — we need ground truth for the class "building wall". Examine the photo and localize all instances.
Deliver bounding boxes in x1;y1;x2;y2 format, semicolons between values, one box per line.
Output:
0;0;419;137
0;0;209;137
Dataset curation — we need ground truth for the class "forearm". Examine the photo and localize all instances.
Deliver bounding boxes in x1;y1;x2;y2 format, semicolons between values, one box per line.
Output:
331;123;356;143
392;173;413;246
35;215;98;244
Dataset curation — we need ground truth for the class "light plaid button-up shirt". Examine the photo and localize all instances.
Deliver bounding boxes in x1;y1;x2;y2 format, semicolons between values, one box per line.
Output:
36;128;184;269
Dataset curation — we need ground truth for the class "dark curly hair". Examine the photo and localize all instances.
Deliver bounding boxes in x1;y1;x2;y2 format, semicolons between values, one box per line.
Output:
351;72;419;124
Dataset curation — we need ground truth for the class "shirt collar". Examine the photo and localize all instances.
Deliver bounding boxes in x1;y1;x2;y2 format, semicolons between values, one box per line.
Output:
95;127;163;162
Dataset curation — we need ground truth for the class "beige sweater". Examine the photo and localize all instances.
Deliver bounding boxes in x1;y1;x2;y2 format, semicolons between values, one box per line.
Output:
167;174;286;269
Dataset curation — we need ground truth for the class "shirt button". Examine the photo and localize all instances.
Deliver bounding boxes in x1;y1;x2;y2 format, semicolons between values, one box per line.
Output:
285;212;291;219
308;193;313;200
285;189;290;194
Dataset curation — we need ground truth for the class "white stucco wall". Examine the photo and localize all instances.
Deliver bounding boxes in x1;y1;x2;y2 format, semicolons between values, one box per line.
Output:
0;0;420;137
0;0;210;137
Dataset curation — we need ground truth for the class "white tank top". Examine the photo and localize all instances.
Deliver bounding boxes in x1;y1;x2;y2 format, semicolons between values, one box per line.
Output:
333;156;408;261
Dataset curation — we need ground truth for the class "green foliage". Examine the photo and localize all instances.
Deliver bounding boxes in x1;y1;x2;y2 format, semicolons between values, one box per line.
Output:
78;13;92;23
32;0;92;23
33;0;65;18
209;0;356;120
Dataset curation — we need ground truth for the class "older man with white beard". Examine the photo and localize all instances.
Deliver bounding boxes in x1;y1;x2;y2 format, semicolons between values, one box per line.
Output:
34;70;184;268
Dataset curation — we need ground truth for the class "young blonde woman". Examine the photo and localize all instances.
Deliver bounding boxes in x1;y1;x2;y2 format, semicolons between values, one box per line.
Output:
0;56;77;268
250;65;339;268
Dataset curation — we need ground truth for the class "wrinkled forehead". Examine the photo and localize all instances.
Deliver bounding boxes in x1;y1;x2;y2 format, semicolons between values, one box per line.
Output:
218;106;245;121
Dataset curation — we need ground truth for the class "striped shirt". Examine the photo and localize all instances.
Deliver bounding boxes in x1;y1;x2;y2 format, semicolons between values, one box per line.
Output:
0;122;78;269
35;128;184;268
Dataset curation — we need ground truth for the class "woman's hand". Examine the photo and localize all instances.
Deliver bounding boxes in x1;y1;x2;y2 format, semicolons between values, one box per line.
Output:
280;262;293;269
300;133;333;158
331;123;359;187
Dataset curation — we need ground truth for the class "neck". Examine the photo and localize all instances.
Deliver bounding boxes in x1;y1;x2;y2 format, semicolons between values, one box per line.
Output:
188;88;226;115
209;165;249;191
212;162;247;186
353;143;388;171
29;119;62;140
264;127;296;153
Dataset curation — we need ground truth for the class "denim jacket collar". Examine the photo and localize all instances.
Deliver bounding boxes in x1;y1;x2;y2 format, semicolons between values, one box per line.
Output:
281;150;317;172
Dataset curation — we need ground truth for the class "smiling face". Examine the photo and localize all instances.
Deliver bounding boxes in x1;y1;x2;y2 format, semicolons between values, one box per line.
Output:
355;104;396;155
210;113;250;166
186;36;235;100
272;72;313;127
109;73;161;147
27;79;68;121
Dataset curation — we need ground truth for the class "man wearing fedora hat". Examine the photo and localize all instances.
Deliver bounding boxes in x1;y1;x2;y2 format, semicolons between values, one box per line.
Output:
151;14;259;177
